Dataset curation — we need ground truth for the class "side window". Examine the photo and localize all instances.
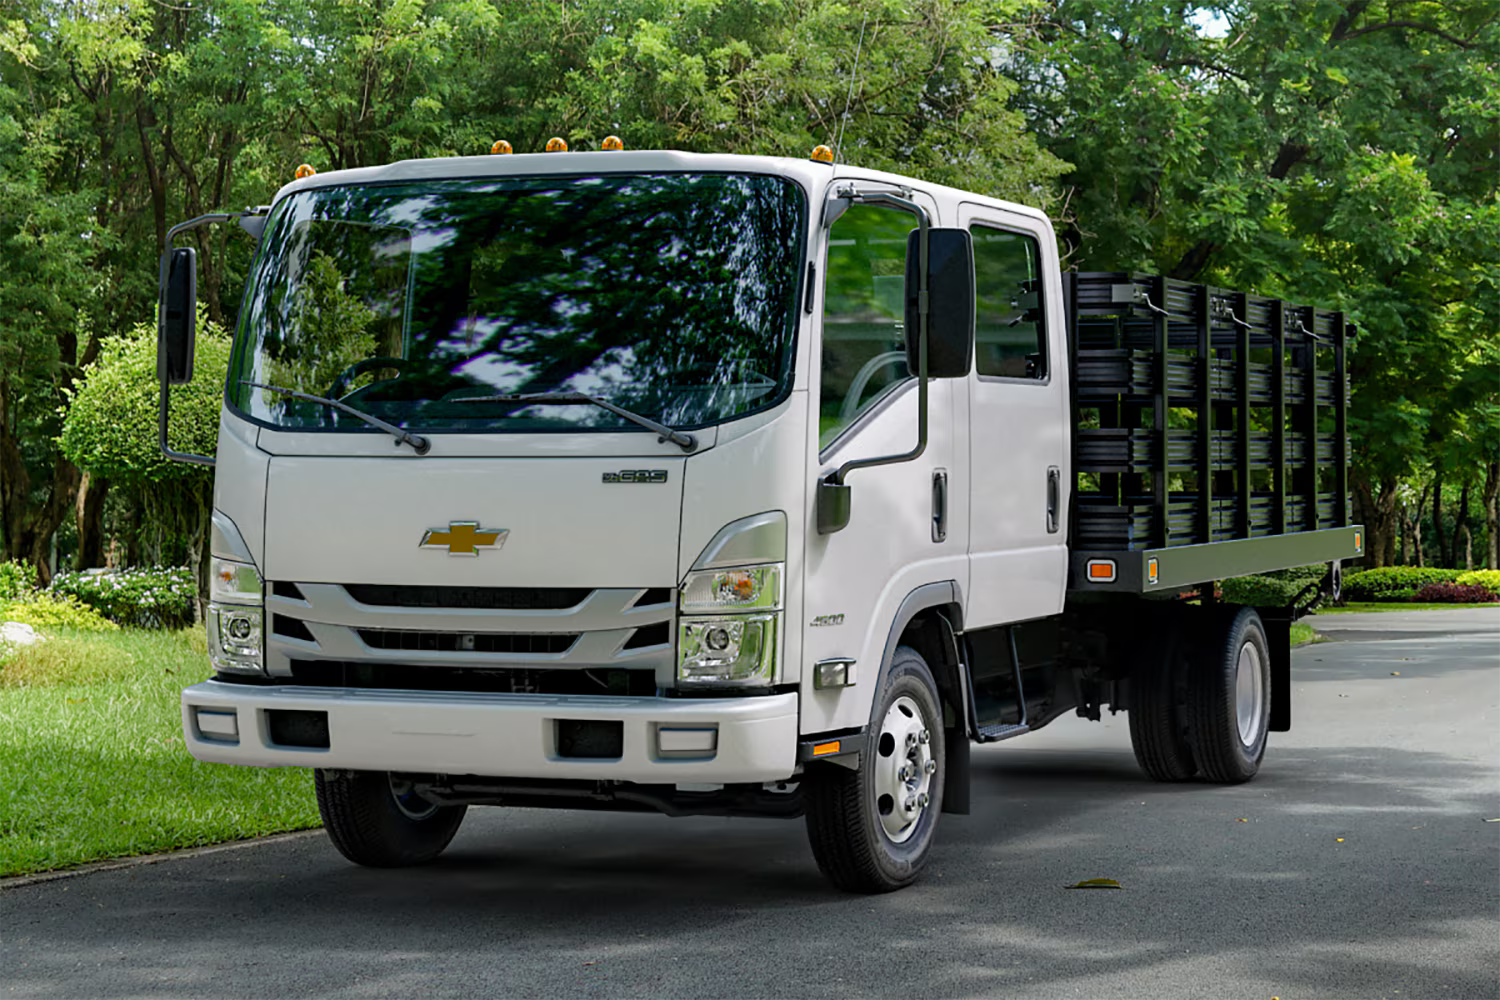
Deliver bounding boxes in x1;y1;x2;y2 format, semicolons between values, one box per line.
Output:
973;225;1047;381
819;203;916;448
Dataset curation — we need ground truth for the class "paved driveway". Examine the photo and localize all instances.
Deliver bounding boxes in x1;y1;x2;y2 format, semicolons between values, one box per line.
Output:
3;608;1497;998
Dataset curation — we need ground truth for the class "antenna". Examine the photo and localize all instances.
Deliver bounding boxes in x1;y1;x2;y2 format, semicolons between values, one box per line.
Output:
833;12;870;165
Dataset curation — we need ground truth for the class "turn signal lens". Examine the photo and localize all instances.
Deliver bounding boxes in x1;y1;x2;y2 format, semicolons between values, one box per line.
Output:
545;137;568;152
491;139;513;154
810;145;834;163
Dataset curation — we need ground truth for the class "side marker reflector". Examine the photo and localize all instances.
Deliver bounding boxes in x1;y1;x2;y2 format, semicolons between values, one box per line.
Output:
812;740;842;756
1087;559;1117;583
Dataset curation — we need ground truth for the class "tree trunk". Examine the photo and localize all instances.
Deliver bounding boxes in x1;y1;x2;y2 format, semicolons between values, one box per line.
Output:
1454;481;1471;570
74;472;111;570
1431;465;1447;568
1353;471;1400;567
1485;460;1499;570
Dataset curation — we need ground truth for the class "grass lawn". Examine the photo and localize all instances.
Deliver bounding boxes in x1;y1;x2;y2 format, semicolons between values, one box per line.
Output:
1317;601;1500;613
0;628;319;878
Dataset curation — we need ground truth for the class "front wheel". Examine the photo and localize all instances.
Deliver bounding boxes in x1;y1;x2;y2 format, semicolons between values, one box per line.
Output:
315;770;467;867
804;646;946;893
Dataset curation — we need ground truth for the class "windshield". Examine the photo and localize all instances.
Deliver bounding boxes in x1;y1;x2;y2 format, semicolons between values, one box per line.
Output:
228;172;805;435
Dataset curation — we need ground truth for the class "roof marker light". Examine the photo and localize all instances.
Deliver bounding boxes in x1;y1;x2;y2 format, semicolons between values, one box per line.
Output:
491;140;513;154
545;137;569;152
294;164;317;179
810;145;834;164
601;136;624;150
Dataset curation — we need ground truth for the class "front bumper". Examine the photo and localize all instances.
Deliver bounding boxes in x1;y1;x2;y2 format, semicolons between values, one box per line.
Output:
181;681;798;784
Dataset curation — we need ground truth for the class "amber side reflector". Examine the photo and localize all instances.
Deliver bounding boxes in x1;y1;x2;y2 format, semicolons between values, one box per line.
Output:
812;740;842;757
810;144;834;163
1354;531;1363;552
1087;560;1117;583
491;139;513;154
294;164;316;179
601;135;624;150
545;137;568;152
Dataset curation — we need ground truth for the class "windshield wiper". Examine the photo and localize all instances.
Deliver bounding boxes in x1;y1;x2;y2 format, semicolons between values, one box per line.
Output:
243;381;431;455
456;391;697;452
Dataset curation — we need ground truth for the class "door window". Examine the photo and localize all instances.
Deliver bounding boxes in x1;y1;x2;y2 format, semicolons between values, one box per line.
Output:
973;225;1047;381
819;202;918;449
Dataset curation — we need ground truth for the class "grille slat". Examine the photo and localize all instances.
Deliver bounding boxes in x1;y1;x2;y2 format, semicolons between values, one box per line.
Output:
285;659;656;695
357;629;577;655
343;584;590;611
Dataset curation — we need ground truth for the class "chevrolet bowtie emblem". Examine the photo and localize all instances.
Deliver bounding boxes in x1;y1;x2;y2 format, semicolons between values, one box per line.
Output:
420;521;509;556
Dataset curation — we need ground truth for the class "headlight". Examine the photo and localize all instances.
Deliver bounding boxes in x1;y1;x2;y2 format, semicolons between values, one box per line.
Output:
679;564;781;612
678;614;777;686
207;557;264;674
677;562;781;686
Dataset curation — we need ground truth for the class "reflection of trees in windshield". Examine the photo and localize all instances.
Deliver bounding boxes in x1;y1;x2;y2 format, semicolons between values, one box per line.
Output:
232;173;804;432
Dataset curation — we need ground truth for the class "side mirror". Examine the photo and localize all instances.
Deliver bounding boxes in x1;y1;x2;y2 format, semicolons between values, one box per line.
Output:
904;228;974;378
159;247;197;385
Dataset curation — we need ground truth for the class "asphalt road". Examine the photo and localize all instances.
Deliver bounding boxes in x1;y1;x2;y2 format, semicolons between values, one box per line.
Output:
3;608;1496;999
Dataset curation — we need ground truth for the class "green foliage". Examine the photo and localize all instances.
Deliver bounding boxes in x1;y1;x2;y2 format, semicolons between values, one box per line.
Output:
1456;570;1500;591
1221;564;1326;608
49;567;196;630
0;560;35;600
1342;567;1464;602
0;593;120;632
60;323;231;485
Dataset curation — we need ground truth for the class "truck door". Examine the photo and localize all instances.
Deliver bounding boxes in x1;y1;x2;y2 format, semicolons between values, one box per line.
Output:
960;204;1070;630
801;192;968;734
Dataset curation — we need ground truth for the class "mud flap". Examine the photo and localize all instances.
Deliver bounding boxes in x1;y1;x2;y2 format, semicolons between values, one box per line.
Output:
1263;614;1292;732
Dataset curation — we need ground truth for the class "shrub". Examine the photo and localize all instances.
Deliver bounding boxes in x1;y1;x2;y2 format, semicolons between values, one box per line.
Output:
0;594;120;631
1342;567;1463;602
49;567;195;629
1411;582;1498;604
0;560;34;601
1221;564;1327;608
1456;570;1500;592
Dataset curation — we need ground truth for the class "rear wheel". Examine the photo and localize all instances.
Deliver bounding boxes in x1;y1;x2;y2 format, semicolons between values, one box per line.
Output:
1187;606;1271;783
1128;610;1198;782
804;646;946;893
315;770;467;867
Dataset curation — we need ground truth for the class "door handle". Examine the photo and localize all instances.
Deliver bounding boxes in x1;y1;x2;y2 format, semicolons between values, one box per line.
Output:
932;469;948;543
1046;466;1060;534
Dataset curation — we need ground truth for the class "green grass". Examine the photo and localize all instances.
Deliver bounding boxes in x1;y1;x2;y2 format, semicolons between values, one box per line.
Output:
1318;601;1500;614
0;628;319;877
1289;622;1316;645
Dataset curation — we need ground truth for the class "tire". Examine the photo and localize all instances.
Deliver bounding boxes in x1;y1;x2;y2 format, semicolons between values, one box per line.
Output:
1186;605;1270;784
315;770;467;867
804;646;945;893
1127;610;1198;782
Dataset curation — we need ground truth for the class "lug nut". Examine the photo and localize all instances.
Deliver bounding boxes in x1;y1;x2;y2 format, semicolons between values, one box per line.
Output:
898;765;912;781
924;760;937;774
904;796;916;811
918;729;930;744
917;792;930;807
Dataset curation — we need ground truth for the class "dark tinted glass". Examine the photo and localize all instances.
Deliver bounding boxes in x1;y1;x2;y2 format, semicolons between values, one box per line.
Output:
973;226;1046;380
230;173;805;433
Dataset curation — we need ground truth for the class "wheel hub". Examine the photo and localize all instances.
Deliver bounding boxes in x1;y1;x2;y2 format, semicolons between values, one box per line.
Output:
1235;640;1266;747
874;695;935;844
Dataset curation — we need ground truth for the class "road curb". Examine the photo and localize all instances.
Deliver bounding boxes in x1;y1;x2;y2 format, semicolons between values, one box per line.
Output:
0;828;324;890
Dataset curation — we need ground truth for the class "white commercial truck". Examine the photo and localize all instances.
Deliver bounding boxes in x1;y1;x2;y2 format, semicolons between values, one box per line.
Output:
159;147;1362;892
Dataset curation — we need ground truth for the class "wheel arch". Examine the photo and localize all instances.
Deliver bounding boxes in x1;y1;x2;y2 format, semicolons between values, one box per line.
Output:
878;581;970;815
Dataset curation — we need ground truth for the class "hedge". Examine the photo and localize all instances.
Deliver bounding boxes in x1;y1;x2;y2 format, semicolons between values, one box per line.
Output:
1342;567;1464;602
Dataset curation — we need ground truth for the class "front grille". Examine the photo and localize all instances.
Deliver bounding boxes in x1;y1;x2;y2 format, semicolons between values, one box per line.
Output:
357;629;577;655
285;659;657;695
343;584;590;611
